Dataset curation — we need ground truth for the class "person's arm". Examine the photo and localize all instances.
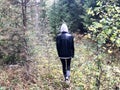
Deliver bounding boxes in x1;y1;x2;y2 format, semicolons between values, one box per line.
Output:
71;36;74;58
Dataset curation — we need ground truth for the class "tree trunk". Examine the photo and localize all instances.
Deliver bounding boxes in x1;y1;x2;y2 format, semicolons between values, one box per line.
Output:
21;0;27;31
21;0;28;61
35;0;39;31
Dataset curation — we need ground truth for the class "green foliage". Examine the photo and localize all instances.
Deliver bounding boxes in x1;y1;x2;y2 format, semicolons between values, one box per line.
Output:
0;0;26;64
77;0;97;33
86;0;120;51
48;0;82;35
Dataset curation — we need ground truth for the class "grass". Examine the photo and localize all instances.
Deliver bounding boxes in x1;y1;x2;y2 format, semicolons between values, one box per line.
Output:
0;32;119;90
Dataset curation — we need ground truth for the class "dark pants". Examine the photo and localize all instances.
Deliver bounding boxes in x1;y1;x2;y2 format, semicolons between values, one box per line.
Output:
60;58;71;79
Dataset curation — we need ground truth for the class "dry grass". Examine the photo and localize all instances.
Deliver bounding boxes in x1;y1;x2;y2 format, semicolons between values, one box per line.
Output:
0;33;120;90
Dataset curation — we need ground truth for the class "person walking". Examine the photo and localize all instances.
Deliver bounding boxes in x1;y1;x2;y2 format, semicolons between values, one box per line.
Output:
56;23;74;82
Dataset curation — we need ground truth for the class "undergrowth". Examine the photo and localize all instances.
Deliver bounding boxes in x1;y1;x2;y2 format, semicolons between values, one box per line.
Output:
0;33;119;90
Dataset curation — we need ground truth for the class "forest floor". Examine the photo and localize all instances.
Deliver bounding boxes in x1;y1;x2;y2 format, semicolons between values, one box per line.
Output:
0;31;120;90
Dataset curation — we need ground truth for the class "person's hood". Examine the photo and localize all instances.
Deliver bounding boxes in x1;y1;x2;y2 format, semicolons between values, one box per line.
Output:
60;23;68;33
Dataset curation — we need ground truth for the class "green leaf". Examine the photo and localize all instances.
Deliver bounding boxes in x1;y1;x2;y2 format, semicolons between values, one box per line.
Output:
116;38;120;47
93;22;103;28
96;1;102;6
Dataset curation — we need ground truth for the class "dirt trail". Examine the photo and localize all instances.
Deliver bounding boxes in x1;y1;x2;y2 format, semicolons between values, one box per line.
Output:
30;31;120;90
0;30;119;90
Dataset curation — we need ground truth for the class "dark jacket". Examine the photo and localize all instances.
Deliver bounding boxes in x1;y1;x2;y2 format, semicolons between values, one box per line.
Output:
56;32;74;58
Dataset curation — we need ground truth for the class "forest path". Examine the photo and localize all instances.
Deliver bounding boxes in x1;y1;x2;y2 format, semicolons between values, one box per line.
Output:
0;30;119;90
28;29;120;90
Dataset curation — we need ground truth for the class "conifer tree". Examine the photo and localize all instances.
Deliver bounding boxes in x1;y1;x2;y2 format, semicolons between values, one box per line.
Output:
49;0;82;35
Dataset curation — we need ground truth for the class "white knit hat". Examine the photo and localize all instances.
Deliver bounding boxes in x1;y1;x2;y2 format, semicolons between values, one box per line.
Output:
60;23;68;32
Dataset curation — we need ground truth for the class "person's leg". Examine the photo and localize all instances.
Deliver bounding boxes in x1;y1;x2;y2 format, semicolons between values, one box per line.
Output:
60;59;66;79
66;58;71;78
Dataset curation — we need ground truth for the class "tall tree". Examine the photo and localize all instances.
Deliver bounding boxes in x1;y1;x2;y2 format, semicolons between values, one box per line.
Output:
49;0;82;36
